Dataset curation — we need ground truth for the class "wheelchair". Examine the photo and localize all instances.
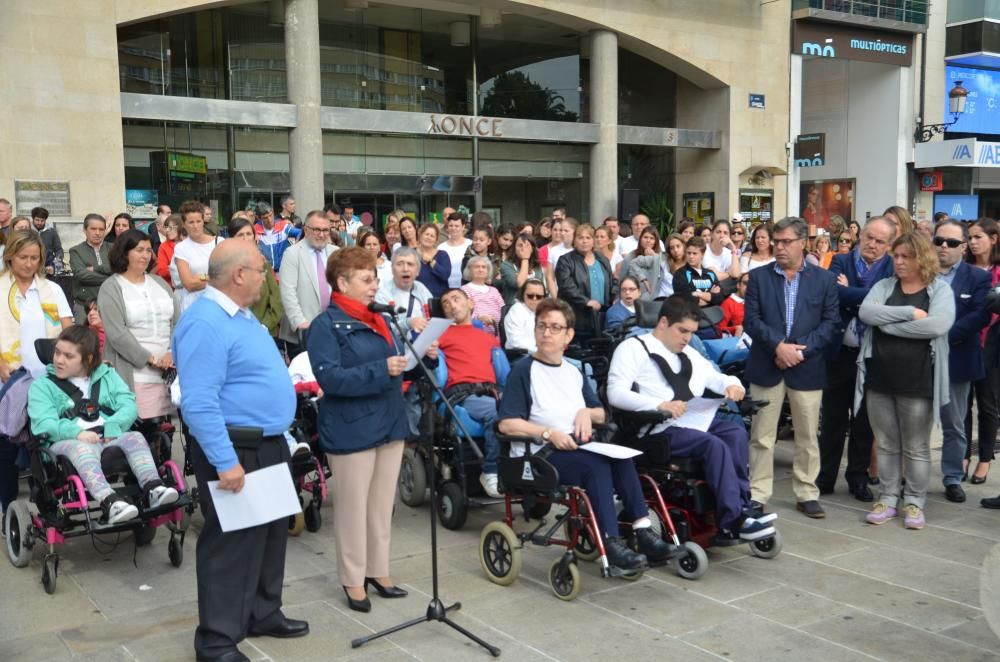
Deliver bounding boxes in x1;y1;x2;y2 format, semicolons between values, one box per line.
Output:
478;426;708;601
286;382;330;536
398;346;509;531
611;403;783;560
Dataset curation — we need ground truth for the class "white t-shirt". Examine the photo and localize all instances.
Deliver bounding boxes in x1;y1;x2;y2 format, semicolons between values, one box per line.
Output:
549;243;573;272
617;235;664;257
172;236;221;311
739;254;775;272
439;239;471;287
116;274;174;383
16;278;72;377
702;244;734;275
68;375;104;430
503;301;537;353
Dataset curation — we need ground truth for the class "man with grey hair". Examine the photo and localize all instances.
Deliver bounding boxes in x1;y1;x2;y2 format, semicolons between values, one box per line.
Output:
174;238;308;660
376;246;432;336
744;216;840;520
278;210;335;351
817;216;896;501
279;194;301;228
0;198;12;230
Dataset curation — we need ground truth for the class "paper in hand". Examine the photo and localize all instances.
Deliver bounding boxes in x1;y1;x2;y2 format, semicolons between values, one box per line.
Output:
405;317;453;370
207;463;302;533
578;441;643;460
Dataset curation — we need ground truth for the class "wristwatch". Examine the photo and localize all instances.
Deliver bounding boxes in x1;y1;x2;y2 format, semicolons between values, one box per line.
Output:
541;429;551;442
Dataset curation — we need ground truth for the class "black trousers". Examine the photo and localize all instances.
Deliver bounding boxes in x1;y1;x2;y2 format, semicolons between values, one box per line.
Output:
190;436;291;657
0;437;20;511
965;333;999;463
817;347;873;489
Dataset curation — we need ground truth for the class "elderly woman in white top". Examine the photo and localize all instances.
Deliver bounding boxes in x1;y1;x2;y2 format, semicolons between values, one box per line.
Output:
374;247;432;337
503;279;546;353
98;229;176;420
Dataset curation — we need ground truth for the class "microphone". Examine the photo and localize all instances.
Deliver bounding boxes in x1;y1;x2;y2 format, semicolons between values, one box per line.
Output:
367;300;405;315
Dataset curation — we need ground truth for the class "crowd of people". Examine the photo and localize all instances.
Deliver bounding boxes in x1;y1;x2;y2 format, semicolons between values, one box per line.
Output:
1;192;999;661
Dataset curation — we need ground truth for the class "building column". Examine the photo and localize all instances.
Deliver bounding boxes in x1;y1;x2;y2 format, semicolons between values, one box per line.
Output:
589;30;618;224
285;0;324;211
787;53;802;219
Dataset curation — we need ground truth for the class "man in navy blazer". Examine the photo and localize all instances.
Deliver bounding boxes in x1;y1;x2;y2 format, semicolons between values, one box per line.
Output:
935;220;991;504
744;217;840;519
817;217;896;501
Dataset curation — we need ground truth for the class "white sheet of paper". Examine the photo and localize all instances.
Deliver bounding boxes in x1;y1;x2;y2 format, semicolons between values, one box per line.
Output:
207;463;302;533
405;317;453;370
675;397;723;433
579;441;643;460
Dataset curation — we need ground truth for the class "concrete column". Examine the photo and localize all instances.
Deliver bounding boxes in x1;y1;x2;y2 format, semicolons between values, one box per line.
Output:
589;30;618;224
285;0;324;211
787;53;802;219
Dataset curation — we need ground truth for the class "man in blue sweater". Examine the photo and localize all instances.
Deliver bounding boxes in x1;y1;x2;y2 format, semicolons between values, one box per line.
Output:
174;239;307;662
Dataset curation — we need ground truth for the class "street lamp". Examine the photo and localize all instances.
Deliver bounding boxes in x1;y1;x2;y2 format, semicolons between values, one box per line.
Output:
915;81;969;143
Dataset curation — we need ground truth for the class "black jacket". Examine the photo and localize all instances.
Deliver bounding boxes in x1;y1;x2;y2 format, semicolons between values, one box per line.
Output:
555;250;615;330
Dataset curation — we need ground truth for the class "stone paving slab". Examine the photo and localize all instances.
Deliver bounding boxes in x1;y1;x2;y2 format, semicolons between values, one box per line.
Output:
4;442;1000;660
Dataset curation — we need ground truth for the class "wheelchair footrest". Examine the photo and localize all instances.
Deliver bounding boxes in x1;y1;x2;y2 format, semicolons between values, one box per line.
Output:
605;564;648;578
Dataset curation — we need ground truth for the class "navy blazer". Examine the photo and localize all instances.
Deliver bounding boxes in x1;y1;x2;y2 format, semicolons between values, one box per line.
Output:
744;262;841;391
827;251;894;357
307;302;411;455
946;261;991;383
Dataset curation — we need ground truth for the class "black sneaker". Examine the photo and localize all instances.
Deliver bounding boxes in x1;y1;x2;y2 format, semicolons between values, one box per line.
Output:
633;527;671;563
744;500;777;525
945;484;966;503
603;536;647;571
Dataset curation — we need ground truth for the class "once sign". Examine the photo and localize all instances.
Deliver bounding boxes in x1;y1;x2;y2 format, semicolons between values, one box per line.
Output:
428;114;503;138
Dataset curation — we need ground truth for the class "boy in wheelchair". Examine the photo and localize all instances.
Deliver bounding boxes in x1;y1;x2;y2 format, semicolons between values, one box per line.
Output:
607;296;776;544
497;298;672;571
27;326;178;525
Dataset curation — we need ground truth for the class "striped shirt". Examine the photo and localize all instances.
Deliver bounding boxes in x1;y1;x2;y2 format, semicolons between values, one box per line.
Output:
773;261;804;338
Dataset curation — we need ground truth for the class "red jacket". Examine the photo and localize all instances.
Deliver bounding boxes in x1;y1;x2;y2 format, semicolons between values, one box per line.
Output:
718;294;744;335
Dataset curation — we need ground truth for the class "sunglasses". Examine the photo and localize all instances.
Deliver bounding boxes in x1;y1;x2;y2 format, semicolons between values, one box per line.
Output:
525;293;545;300
838;238;852;244
932;237;964;248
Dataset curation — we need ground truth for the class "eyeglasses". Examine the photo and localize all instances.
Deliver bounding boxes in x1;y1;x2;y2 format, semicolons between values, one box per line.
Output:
733;231;745;236
306;226;330;234
838;238;853;244
773;238;802;248
535;322;567;334
933;237;964;248
524;293;545;301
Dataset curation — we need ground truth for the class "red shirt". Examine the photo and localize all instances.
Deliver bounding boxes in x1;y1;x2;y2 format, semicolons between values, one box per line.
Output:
718;294;745;335
439;324;500;390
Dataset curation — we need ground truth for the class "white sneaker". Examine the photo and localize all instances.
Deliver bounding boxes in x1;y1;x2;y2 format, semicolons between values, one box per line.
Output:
148;486;179;510
479;472;501;498
107;500;140;525
292;441;312;458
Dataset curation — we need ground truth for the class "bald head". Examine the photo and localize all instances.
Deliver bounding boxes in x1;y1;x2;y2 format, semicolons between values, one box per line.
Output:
208;239;266;308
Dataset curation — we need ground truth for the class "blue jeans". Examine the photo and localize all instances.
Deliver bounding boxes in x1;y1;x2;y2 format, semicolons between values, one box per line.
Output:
460;395;499;474
941;380;972;487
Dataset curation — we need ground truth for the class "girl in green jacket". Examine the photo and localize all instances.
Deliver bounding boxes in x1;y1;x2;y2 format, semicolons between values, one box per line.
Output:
27;326;178;525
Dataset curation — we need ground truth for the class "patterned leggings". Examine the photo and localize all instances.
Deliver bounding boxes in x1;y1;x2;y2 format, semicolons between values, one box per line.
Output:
49;431;160;502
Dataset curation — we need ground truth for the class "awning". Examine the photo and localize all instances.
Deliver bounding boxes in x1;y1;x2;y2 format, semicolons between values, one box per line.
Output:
915;138;1000;169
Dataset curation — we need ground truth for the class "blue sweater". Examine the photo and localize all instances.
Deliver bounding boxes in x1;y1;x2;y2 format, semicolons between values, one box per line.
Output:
173;287;296;472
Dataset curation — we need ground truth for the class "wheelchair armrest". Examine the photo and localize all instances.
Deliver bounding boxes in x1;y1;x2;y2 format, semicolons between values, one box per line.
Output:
738;398;769;416
496;433;543;446
617;410;672;425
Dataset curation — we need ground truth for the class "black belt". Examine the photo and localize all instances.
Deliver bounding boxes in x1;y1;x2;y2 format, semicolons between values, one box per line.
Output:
445;382;498;404
227;426;283;450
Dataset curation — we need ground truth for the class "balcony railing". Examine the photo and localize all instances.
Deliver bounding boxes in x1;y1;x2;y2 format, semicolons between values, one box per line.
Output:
792;0;929;32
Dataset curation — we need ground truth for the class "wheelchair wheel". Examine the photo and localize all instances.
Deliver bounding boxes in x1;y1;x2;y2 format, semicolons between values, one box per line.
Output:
42;556;58;594
674;541;708;580
168;535;183;568
523;501;552;520
749;529;783;559
288;511;305;536
565;521;600;562
6;500;33;568
134;525;157;547
548;557;581;601
620;568;644;582
436;481;467;530
304;498;322;533
479;521;521;586
399;447;427;507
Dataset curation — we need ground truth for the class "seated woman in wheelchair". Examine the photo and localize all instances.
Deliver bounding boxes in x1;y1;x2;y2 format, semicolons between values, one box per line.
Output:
27;325;178;525
497;298;672;571
607;295;775;544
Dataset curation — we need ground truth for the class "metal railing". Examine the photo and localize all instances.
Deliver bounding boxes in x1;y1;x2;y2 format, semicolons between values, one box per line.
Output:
792;0;929;27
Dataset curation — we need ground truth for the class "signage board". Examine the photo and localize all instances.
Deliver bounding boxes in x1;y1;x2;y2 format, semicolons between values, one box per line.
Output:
749;94;765;109
125;189;158;219
919;171;943;192
944;66;1000;136
168;151;207;176
14;180;71;216
795;133;826;167
792;20;913;67
934;194;979;220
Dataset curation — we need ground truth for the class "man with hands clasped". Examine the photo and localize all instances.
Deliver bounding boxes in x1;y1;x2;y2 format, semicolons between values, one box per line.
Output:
608;296;776;544
744;217;840;520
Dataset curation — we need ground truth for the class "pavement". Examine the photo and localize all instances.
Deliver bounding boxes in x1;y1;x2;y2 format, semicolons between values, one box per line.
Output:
3;440;1000;662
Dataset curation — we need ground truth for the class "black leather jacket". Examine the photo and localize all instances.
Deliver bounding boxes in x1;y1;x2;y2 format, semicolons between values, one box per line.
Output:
555;250;615;326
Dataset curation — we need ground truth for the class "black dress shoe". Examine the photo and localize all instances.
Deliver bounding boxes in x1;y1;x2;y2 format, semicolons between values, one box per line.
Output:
196;649;250;662
634;527;671;563
848;483;874;502
945;484;967;503
602;535;648;571
343;586;371;612
796;500;826;519
248;617;309;639
365;577;408;598
981;495;1000;509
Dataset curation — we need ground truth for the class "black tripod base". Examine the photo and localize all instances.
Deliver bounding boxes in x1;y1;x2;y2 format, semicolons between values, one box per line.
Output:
351;598;501;657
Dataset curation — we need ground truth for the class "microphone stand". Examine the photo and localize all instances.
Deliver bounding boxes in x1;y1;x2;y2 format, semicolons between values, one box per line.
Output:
351;307;500;657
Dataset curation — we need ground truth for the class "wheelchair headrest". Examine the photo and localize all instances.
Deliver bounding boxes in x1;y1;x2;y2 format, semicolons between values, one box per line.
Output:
428;297;445;318
699;306;724;328
634;299;661;329
35;338;56;366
